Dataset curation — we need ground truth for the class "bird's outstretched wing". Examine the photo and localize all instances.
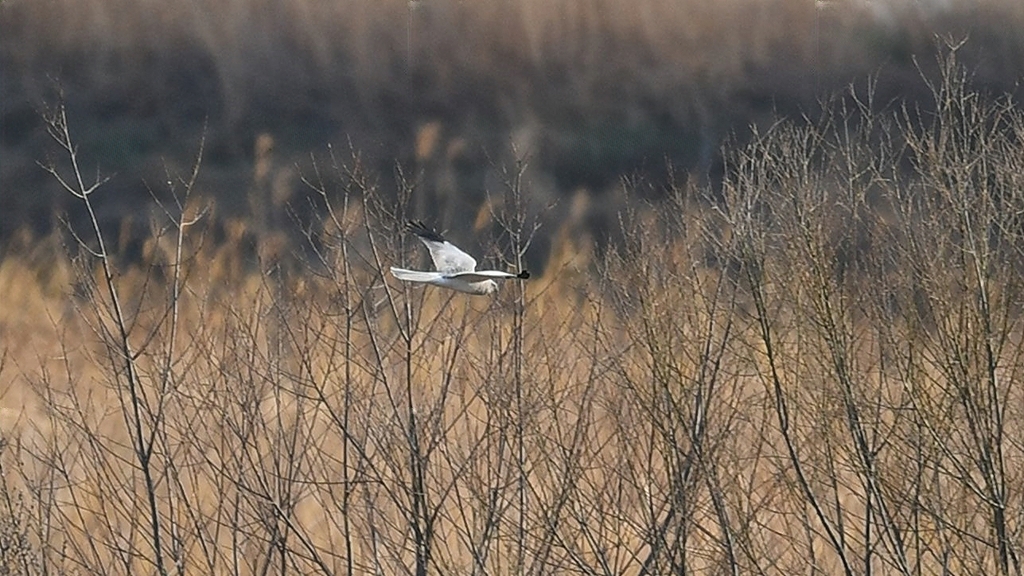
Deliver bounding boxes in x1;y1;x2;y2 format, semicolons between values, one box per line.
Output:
389;267;445;283
407;220;477;273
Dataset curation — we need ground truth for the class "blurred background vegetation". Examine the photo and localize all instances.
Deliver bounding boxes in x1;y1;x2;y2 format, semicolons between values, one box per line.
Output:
2;0;1024;261
3;3;1024;573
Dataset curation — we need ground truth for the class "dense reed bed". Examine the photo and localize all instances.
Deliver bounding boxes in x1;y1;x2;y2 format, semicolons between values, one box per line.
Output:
1;45;1023;574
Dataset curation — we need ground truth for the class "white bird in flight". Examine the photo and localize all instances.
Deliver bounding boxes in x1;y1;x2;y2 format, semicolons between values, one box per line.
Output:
390;220;530;295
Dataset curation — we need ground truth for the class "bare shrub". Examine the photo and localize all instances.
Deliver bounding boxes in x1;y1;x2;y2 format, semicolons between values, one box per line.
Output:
1;44;1022;576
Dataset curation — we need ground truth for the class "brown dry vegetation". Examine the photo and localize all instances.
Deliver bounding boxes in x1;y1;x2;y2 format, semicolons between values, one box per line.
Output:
1;45;1023;575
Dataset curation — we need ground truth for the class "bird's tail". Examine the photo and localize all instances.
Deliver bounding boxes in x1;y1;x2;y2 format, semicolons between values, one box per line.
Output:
390;267;444;283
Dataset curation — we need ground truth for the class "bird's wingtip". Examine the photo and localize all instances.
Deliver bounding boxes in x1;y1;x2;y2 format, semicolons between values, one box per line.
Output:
517;270;531;280
406;220;446;243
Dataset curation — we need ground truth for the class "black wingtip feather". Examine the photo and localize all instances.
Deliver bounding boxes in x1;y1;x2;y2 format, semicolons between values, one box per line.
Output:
517;270;531;279
406;220;446;243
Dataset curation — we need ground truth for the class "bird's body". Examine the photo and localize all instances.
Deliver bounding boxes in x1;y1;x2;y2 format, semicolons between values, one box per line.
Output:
390;221;529;295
